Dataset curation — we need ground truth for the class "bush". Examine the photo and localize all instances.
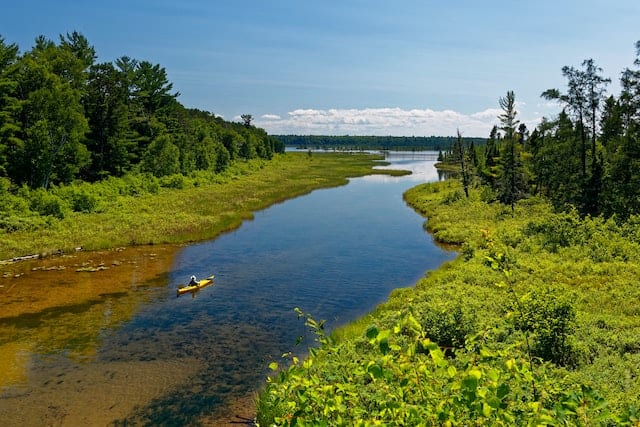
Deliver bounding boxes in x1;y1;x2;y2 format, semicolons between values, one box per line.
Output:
28;188;68;219
510;287;576;366
0;186;30;217
159;174;188;189
524;210;587;252
121;173;160;195
257;311;624;426
443;189;463;204
70;190;100;213
0;215;49;232
419;303;476;350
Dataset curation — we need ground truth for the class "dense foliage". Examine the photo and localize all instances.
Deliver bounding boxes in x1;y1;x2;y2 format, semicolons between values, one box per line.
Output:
0;32;284;190
276;135;485;151
443;41;640;220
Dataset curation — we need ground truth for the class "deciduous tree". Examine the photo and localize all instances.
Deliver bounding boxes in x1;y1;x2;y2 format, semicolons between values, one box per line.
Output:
0;36;21;177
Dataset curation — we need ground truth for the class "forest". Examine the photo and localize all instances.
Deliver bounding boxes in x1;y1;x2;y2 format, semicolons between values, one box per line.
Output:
0;32;283;190
276;134;486;151
256;41;640;425
0;32;285;240
440;41;640;220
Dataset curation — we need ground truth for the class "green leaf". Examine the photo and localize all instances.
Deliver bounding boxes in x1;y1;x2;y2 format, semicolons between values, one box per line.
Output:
268;362;279;371
447;365;457;378
367;362;384;379
429;345;446;367
366;325;379;340
379;338;390;355
462;373;479;391
497;383;510;400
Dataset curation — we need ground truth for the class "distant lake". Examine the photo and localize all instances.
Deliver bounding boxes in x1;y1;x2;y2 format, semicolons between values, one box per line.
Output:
0;151;456;425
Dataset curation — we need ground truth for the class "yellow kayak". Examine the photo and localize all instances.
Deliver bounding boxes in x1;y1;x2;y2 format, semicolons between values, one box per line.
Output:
177;276;214;296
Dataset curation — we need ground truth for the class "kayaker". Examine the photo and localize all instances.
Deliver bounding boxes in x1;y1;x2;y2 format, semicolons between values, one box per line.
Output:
189;275;198;286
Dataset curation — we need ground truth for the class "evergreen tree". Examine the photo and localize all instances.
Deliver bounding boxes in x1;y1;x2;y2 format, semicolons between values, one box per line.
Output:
601;41;640;218
495;91;528;211
454;129;470;197
542;59;610;214
536;111;583;210
481;125;500;186
542;65;589;179
82;62;133;179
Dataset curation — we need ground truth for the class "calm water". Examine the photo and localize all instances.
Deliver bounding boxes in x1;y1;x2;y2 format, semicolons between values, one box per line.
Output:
0;152;456;425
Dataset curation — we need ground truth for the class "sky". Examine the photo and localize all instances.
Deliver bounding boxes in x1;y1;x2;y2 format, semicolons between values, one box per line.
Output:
1;0;639;137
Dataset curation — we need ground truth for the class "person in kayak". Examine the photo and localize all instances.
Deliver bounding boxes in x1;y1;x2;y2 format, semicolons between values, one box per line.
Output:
188;275;198;286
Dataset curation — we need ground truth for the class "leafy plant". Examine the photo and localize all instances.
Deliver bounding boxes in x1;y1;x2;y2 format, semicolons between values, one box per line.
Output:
510;288;576;367
257;310;626;426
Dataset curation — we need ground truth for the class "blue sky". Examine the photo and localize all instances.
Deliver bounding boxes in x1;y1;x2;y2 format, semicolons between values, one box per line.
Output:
2;0;639;136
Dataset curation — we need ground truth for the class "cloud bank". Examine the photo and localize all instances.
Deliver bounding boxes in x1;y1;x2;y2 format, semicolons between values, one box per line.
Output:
255;107;540;137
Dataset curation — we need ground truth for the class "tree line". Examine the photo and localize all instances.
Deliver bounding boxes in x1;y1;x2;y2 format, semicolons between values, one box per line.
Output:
276;134;486;151
0;32;284;190
444;40;640;220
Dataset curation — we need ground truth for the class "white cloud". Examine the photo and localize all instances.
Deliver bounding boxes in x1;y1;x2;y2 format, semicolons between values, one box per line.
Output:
261;114;282;120
536;101;562;111
254;106;546;137
254;107;505;137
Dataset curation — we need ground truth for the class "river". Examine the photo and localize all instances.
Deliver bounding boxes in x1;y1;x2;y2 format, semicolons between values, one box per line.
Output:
0;151;456;426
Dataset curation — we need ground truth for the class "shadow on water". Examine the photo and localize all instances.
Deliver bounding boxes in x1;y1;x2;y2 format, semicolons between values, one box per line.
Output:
1;291;129;329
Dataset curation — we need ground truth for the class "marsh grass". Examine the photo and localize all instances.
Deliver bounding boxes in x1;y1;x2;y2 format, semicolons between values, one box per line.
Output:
1;153;396;259
401;180;640;409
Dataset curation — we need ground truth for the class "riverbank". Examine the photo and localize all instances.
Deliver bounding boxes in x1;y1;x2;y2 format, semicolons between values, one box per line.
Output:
256;179;640;425
0;152;406;261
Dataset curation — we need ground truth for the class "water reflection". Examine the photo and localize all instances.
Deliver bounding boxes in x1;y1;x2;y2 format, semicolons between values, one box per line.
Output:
0;152;456;425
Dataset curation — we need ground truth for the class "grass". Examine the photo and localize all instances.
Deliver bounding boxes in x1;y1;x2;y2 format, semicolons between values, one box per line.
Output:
402;180;640;410
0;152;398;260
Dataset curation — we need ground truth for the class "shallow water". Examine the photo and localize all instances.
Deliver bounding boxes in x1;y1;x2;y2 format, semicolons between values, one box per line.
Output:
0;152;456;425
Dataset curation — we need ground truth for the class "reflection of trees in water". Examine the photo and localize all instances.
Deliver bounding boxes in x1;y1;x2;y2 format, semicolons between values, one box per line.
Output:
437;169;459;181
1;292;131;361
383;151;440;162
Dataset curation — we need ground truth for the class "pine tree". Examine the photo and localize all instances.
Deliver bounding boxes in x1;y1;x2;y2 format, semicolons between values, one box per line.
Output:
495;91;528;211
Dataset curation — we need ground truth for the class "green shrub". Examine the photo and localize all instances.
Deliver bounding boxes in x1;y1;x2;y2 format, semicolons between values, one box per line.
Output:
121;173;160;195
419;303;476;350
461;241;474;260
0;176;11;194
28;188;68;219
257;311;626;426
510;288;576;366
524;210;587;252
70;190;100;213
0;190;30;217
159;173;188;189
480;185;496;202
443;189;463;204
0;215;49;232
